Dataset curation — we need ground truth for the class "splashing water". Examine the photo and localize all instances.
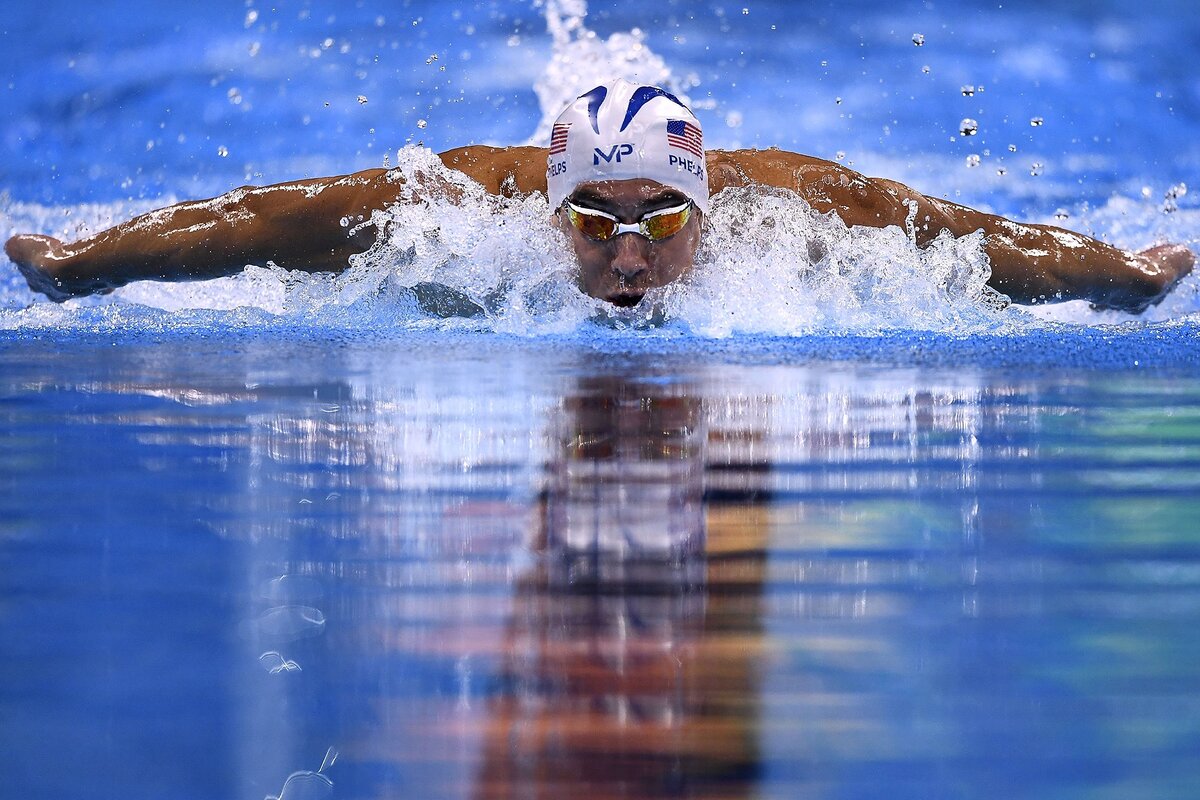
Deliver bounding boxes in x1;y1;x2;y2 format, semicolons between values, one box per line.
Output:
527;0;692;145
1;0;1198;342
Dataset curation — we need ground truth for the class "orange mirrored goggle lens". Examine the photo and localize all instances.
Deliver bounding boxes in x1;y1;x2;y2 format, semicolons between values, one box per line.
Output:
564;201;692;242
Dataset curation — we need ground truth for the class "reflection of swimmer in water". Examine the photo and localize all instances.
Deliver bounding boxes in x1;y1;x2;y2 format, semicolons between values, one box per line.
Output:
7;78;1193;313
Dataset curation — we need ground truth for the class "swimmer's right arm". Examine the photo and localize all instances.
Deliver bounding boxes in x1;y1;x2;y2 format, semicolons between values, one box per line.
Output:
6;145;547;302
5;168;405;302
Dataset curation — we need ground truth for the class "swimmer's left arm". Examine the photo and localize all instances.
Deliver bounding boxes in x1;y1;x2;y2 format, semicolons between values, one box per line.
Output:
710;151;1193;313
877;181;1195;312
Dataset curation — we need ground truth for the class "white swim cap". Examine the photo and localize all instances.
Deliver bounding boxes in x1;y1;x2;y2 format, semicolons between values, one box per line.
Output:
546;78;709;215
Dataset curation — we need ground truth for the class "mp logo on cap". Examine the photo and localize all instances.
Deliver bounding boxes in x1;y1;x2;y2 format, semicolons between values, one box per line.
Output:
593;144;634;165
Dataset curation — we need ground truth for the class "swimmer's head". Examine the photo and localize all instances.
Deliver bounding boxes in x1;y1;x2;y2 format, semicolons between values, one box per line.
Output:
546;78;709;214
548;79;708;307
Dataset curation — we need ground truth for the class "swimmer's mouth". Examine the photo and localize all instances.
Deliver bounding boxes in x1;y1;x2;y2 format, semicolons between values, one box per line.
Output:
608;292;644;307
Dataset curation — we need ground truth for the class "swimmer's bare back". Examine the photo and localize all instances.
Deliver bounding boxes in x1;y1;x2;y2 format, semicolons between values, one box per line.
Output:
6;145;1193;312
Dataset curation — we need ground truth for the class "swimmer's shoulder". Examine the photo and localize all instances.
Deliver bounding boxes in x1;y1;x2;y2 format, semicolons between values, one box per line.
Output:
439;145;549;197
706;148;857;194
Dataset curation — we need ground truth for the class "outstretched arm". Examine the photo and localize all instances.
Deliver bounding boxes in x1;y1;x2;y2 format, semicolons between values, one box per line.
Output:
709;150;1194;313
6;168;404;301
870;177;1193;312
7;145;548;303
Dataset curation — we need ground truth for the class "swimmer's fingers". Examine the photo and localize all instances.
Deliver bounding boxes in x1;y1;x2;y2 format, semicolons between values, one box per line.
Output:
1138;243;1195;310
1090;244;1195;313
5;234;85;302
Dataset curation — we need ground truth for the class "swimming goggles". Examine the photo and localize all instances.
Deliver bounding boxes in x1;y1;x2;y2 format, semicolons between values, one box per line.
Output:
562;199;693;242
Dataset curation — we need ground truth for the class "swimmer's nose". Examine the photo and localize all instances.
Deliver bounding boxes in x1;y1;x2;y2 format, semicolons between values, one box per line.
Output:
610;233;650;279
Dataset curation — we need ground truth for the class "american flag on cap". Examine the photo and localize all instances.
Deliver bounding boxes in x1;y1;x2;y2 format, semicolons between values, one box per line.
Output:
549;123;571;155
666;119;703;159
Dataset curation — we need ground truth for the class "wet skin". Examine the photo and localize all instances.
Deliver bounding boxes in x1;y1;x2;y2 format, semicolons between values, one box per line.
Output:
4;145;1194;312
555;179;703;307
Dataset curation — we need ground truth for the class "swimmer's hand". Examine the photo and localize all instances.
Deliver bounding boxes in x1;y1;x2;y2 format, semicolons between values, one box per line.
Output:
1090;244;1195;314
5;234;108;302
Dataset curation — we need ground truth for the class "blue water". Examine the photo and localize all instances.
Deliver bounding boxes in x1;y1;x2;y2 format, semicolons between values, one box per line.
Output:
3;1;1200;798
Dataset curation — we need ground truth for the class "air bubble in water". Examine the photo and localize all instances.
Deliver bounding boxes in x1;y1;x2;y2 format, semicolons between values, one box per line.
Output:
339;217;350;228
217;146;229;157
921;65;931;74
965;154;980;168
835;96;842;105
1054;208;1069;221
959;118;978;136
960;85;975;96
357;95;368;104
259;651;302;674
742;7;750;14
1030;162;1044;177
1008;144;1017;152
417;119;428;129
1030;116;1044;127
912;33;925;46
426;53;438;64
996;166;1007;176
835;150;846;161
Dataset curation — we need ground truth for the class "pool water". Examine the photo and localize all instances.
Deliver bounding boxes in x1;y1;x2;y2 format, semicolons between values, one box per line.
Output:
3;1;1200;798
4;338;1200;799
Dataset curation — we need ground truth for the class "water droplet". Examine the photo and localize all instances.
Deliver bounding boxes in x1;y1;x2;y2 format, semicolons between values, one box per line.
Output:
217;146;229;158
506;34;521;46
770;24;776;30
1008;144;1017;152
416;118;428;129
1162;182;1187;213
1141;186;1153;199
965;154;980;168
1030;162;1044;177
357;94;368;105
1030;116;1044;127
376;15;386;26
248;41;261;57
835;96;842;105
742;7;750;15
244;9;258;28
321;37;334;50
960;85;975;96
921;65;931;74
725;111;743;128
959;118;979;136
1053;208;1069;221
996;166;1007;176
426;53;438;64
227;87;243;105
835;150;846;161
912;33;925;46
820;60;828;67
339;217;350;228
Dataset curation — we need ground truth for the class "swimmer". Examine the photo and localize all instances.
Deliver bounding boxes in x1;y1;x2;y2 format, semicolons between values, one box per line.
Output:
6;78;1193;313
